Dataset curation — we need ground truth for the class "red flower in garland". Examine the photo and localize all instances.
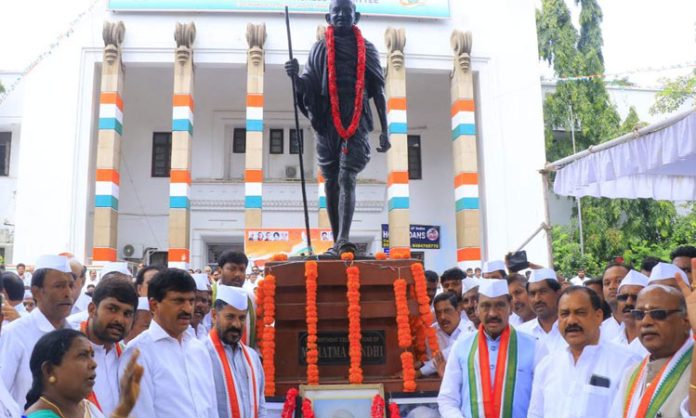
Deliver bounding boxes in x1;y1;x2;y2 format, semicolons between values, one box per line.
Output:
389;402;402;418
281;388;298;418
371;394;385;418
302;398;316;418
325;25;366;140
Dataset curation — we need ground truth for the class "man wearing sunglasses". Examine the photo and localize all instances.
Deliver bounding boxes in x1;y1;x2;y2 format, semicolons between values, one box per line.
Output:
610;284;693;417
609;270;649;357
529;286;641;418
599;262;631;342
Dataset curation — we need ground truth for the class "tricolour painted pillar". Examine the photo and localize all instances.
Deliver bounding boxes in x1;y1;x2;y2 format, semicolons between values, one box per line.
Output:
168;23;196;270
384;28;410;253
92;21;125;265
244;24;267;228
450;30;481;269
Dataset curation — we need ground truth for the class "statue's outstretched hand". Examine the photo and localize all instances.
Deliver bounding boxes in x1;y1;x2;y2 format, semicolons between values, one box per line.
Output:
285;59;299;78
377;132;391;153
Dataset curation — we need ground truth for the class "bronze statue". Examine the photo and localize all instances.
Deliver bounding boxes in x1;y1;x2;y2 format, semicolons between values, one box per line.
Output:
285;0;390;256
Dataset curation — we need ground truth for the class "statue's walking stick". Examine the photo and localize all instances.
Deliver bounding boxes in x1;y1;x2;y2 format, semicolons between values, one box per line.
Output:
285;6;314;256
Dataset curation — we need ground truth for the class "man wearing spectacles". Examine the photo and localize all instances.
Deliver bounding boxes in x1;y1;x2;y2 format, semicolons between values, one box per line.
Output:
610;284;693;417
529;286;641;418
609;270;649;357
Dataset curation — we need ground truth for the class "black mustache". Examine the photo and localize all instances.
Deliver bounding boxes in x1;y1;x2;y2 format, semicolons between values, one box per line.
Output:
622;305;635;313
225;327;242;335
107;324;124;332
177;313;192;320
485;317;502;323
565;324;583;334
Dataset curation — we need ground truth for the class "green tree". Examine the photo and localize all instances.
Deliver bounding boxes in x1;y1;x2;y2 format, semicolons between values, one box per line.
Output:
537;0;696;278
651;69;696;115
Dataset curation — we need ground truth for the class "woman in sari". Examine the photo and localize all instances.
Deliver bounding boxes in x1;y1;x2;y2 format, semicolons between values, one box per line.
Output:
24;329;142;418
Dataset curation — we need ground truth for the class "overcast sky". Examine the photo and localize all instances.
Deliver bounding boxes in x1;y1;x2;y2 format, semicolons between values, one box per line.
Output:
539;0;696;87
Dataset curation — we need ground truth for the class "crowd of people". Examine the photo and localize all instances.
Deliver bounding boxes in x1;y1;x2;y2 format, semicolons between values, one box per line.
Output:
0;245;694;417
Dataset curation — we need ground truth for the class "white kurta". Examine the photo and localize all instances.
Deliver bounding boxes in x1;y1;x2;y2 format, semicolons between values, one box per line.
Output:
600;316;624;342
90;342;121;416
0;378;20;418
66;310;89;330
610;329;649;357
118;320;218;418
186;322;209;341
517;318;567;352
529;342;642;418
204;338;266;418
508;312;523;328
421;319;475;376
0;308;66;407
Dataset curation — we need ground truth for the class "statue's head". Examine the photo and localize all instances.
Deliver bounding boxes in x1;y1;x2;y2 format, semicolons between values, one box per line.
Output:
326;0;360;34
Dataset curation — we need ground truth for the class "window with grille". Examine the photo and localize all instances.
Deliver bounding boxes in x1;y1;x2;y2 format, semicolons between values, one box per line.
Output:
0;132;10;177
407;135;422;180
289;128;303;154
270;129;284;154
233;128;246;153
151;132;172;177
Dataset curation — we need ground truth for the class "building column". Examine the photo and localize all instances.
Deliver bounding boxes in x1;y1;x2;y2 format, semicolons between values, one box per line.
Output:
168;23;196;270
244;24;267;229
92;21;125;265
450;30;481;269
384;28;410;253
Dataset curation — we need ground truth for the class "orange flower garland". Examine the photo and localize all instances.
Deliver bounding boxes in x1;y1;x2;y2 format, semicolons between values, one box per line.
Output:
341;252;355;261
375;251;387;260
255;281;265;350
261;273;276;395
410;316;427;363
305;261;320;384
411;263;439;354
389;248;412;260
346;263;363;384
394;278;416;392
272;253;289;261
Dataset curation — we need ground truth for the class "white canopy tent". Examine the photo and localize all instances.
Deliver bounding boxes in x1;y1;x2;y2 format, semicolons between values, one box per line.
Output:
547;108;696;201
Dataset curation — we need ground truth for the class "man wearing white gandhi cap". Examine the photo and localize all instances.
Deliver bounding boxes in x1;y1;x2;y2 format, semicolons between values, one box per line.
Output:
438;279;546;417
205;284;266;418
608;270;650;357
187;273;212;341
517;268;567;353
648;262;689;289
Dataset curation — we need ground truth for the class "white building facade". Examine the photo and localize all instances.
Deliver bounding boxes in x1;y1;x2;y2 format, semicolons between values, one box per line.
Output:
0;0;550;274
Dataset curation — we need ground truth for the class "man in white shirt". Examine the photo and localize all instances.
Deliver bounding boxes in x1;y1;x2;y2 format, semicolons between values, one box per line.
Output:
205;284;266;418
481;260;506;279
460;278;480;328
529;286;641;417
438;279;546;417
217;250;257;349
418;292;474;378
518;268;567;352
1;272;29;324
66;256;89;315
507;273;535;328
570;268;588;286
611;284;693;418
0;255;74;407
188;273;212;341
15;263;31;288
81;276;138;416
599;262;630;341
119;268;217;417
67;263;132;330
610;270;649;356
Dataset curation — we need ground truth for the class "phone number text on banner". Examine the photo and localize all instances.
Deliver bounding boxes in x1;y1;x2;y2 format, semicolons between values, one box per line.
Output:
108;0;450;18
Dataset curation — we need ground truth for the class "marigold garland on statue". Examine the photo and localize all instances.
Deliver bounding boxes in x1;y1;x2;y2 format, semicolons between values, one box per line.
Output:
400;351;417;392
326;25;366;140
346;263;363;383
389;248;411;260
375;251;387;260
305;260;320;384
410;316;427;363
411;263;439;354
371;394;385;418
262;273;277;395
393;278;416;391
272;253;289;261
302;398;316;418
281;388;298;418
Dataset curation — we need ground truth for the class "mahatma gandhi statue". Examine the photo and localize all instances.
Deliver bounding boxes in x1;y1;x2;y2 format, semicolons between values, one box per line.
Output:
285;0;390;256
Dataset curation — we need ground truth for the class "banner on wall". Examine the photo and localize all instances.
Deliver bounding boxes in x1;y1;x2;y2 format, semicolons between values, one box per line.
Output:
108;0;450;18
381;224;440;249
245;228;334;265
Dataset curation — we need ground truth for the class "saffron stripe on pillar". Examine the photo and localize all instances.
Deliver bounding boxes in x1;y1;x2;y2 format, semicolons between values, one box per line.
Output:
168;22;196;270
384;28;410;255
244;24;267;229
317;172;330;229
451;30;481;270
92;21;125;265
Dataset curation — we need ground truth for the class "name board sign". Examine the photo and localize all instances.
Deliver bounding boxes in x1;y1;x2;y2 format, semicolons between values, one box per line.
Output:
298;331;386;365
381;224;440;249
108;0;450;18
